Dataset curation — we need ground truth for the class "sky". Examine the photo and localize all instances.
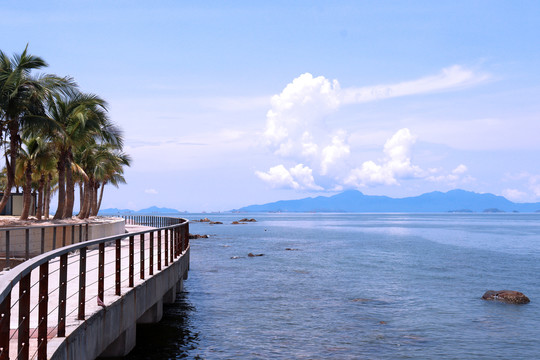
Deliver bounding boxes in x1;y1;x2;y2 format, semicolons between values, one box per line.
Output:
2;1;540;212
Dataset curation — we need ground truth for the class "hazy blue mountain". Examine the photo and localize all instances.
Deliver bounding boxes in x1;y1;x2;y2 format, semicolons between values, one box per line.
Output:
98;208;135;215
135;206;182;214
99;206;182;215
236;189;540;213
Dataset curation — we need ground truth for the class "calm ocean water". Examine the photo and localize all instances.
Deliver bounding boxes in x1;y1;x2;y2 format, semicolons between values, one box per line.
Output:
125;213;540;359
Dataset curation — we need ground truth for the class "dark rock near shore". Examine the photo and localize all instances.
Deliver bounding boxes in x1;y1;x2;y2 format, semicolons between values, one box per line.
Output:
189;233;209;239
193;218;211;222
248;252;264;257
239;218;257;222
482;290;530;304
209;221;223;224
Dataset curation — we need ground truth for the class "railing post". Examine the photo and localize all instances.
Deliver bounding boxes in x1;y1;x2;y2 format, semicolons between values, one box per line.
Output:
164;229;169;267
129;235;134;287
149;232;154;276
85;223;89;241
52;227;57;249
78;247;87;320
38;261;49;360
58;253;68;337
98;243;105;302
71;225;75;245
140;234;145;280
0;292;10;360
79;224;83;243
157;230;162;271
18;272;31;360
170;228;174;263
116;238;121;295
25;228;30;260
41;227;45;254
5;231;9;269
62;226;66;247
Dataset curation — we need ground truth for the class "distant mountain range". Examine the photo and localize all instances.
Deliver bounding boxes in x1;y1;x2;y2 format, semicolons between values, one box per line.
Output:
236;189;540;213
99;206;185;215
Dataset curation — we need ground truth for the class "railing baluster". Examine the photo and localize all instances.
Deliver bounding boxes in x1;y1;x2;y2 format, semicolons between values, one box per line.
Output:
98;243;105;302
164;229;169;267
25;228;30;260
157;230;162;271
58;254;68;337
18;272;31;360
62;226;66;247
38;261;49;360
170;228;174;264
71;225;75;245
78;247;87;320
0;291;10;360
149;232;154;276
116;238;121;296
52;227;56;249
140;234;145;280
40;228;45;254
129;235;134;287
5;231;9;269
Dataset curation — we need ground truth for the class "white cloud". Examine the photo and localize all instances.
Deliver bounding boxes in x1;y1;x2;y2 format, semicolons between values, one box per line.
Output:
257;66;487;191
344;129;422;187
320;132;350;175
145;188;158;194
255;164;322;190
502;189;529;202
341;65;489;104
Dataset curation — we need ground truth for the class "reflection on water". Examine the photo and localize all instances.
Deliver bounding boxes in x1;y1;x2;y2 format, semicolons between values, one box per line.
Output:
123;291;199;359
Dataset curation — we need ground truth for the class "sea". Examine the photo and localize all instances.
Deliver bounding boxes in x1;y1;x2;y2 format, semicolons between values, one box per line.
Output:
124;213;540;359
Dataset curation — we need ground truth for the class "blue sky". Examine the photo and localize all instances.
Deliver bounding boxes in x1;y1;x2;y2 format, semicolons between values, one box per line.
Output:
2;1;540;211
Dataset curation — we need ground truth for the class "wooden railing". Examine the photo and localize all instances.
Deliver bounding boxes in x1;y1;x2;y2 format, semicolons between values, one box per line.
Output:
0;216;189;360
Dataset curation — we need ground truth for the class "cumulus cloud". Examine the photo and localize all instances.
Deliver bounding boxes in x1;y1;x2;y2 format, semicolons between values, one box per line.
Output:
257;66;486;191
502;188;530;202
344;129;423;187
256;164;323;190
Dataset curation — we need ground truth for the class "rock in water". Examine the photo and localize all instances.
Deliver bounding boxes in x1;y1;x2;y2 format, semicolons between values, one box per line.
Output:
482;290;530;304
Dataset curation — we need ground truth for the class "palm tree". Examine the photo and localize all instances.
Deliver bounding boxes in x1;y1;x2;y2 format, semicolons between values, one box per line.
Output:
0;45;75;214
44;91;122;219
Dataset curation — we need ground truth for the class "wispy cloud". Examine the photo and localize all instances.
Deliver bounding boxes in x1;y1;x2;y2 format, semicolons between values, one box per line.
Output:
145;188;158;195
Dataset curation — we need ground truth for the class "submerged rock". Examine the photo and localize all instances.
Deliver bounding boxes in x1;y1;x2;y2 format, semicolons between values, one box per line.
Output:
248;252;264;257
239;218;257;222
189;233;209;239
209;221;223;224
482;290;530;304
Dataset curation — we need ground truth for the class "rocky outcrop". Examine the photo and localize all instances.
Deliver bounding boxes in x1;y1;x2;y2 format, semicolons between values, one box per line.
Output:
239;218;257;222
482;290;530;304
209;221;222;224
189;233;209;239
248;253;264;257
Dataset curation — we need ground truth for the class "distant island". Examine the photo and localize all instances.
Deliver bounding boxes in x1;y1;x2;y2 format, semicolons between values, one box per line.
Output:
99;206;185;215
234;189;540;213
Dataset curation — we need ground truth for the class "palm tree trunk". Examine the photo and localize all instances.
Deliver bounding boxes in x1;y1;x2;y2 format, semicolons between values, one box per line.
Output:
96;181;106;215
54;154;66;219
20;163;33;220
44;173;52;219
79;179;93;219
91;183;99;216
36;174;45;220
0;121;19;214
63;151;75;218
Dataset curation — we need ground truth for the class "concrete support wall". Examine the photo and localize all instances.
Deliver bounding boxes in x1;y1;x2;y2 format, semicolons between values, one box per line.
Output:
49;247;190;360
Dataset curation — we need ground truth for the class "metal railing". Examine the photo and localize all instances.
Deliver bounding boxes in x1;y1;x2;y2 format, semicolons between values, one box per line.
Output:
0;216;189;360
0;223;90;270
